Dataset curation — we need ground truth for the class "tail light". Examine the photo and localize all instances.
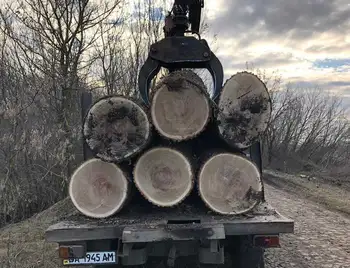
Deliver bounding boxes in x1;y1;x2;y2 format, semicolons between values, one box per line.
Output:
253;235;280;248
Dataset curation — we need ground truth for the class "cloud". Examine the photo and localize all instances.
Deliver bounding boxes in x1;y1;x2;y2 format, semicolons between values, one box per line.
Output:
203;0;350;111
209;0;350;39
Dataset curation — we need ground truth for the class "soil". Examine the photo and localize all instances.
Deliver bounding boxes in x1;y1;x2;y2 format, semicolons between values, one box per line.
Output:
84;97;150;162
158;70;207;95
217;72;272;149
264;177;350;268
263;170;350;215
220;94;270;146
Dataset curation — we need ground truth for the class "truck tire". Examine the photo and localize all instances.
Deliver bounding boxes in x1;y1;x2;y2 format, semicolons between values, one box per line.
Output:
238;236;265;268
239;251;265;268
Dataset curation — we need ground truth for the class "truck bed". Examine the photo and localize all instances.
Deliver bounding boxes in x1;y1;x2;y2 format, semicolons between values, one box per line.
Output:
45;195;294;243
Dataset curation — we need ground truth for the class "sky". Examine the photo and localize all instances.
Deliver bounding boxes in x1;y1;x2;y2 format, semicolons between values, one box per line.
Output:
203;0;350;111
130;0;350;112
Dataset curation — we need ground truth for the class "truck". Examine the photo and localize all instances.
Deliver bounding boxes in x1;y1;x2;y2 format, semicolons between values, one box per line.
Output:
44;1;294;267
45;92;294;267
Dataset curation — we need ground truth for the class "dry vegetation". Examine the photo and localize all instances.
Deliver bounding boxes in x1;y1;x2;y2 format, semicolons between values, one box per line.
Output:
259;69;350;175
0;198;88;268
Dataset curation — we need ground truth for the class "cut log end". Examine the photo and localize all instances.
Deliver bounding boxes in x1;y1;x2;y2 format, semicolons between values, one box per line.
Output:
83;96;151;162
69;159;129;218
134;147;193;207
199;153;263;215
151;70;211;141
217;72;271;149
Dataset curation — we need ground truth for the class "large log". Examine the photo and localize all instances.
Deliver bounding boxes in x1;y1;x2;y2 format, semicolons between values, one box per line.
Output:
151;70;211;141
69;158;130;218
133;147;194;207
83;96;151;163
198;153;263;215
217;72;271;149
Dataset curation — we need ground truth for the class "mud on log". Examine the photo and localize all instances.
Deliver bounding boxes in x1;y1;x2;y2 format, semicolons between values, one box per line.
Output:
217;72;271;149
198;153;263;215
133;147;194;207
69;158;130;218
83;96;151;163
151;70;211;141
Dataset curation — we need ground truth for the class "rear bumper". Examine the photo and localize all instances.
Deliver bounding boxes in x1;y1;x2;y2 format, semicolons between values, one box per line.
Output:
45;206;293;243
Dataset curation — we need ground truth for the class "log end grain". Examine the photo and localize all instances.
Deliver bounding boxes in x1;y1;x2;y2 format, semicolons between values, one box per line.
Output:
69;159;129;218
199;153;263;215
217;72;272;149
83;96;151;163
133;147;194;207
151;70;211;141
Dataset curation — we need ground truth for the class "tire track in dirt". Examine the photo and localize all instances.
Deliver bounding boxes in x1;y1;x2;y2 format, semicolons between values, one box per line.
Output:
264;182;350;268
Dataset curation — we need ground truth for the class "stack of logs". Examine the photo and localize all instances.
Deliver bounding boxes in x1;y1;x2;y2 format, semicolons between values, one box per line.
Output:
69;70;272;218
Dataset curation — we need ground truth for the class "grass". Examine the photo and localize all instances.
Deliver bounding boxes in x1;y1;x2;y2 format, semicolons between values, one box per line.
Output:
0;198;90;268
0;218;60;267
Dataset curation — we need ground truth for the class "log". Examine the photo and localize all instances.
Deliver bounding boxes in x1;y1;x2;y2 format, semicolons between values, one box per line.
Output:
198;153;263;215
133;147;194;207
151;70;211;141
217;72;271;149
69;158;130;218
83;96;151;163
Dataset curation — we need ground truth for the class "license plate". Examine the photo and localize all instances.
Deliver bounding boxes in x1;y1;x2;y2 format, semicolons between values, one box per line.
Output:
63;251;117;265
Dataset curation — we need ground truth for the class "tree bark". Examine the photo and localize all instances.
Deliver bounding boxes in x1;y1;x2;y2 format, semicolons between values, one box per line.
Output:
198;153;263;215
69;158;130;218
217;72;271;150
83;96;151;163
133;147;194;207
151;70;211;141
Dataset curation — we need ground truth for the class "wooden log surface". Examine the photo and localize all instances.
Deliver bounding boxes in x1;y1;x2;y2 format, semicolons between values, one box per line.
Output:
133;147;194;207
69;158;130;218
83;96;151;163
217;72;271;149
151;70;211;141
198;153;263;215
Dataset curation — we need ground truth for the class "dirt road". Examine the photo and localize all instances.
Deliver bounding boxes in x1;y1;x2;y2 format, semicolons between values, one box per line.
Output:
1;176;350;268
264;183;350;268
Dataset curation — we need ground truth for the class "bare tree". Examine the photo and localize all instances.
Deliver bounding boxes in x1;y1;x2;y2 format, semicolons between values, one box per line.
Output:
245;63;350;173
1;0;122;175
0;0;124;226
91;0;168;97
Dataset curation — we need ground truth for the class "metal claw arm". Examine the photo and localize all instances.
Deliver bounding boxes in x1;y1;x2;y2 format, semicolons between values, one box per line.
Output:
137;0;224;106
138;58;161;105
138;37;223;106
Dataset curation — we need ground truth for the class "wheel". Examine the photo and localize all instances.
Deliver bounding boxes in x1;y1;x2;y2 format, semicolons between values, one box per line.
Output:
238;236;265;268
